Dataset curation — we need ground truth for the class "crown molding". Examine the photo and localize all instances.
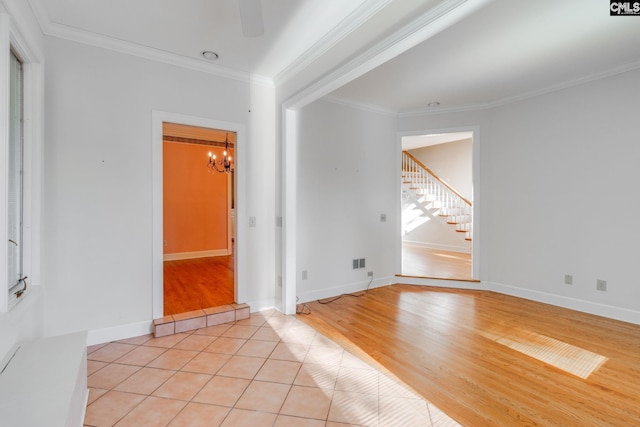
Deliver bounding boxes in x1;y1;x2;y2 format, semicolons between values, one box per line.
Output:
274;0;392;87
1;0;44;60
487;59;640;109
284;0;491;110
25;0;273;87
397;59;640;118
398;102;490;118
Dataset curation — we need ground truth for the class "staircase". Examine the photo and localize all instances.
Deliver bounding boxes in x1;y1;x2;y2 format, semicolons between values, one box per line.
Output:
402;151;472;241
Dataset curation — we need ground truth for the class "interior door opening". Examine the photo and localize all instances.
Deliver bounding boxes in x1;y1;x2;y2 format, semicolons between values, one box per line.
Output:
162;122;236;316
400;131;474;280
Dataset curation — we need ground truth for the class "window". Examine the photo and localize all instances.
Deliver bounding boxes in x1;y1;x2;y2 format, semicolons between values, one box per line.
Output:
7;49;26;305
0;13;42;312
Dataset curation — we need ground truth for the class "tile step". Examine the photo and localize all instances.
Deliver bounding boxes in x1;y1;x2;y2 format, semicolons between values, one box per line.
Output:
153;303;250;337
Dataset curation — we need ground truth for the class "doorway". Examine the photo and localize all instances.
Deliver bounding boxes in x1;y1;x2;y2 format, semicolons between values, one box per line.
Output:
152;112;247;320
162;123;235;315
400;131;475;280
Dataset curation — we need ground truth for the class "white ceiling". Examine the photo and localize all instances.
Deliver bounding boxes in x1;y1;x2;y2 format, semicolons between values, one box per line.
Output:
27;0;640;114
331;0;640;114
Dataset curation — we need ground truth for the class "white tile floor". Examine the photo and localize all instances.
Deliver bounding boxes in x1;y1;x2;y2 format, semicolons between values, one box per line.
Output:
85;309;460;426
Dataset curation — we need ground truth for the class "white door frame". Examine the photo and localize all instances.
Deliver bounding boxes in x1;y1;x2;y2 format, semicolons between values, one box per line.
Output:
396;126;480;280
151;111;247;319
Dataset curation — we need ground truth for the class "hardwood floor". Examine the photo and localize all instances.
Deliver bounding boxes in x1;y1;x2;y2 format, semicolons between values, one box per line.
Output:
402;243;473;280
298;284;640;426
163;256;234;315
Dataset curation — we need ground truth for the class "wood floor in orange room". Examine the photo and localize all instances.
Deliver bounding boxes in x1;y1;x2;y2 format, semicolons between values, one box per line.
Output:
164;256;234;316
298;285;640;426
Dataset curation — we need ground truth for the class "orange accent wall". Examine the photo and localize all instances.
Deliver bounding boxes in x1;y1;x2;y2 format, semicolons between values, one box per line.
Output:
163;141;231;254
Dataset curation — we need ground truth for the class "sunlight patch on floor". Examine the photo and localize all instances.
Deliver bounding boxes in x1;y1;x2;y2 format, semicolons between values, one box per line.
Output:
481;326;608;379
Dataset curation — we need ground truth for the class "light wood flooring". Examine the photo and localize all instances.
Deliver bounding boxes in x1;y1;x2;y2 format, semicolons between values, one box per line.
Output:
402;243;473;280
164;256;234;316
298;284;640;426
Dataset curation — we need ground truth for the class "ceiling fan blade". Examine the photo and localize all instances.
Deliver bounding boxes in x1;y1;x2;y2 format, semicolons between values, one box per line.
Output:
238;0;264;37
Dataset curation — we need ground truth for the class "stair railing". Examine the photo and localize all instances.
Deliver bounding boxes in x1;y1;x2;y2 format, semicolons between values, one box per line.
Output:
402;150;472;237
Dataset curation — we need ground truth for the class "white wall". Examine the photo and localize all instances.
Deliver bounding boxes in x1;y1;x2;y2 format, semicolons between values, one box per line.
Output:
399;68;640;323
485;69;640;320
43;37;276;340
409;138;473;200
296;99;397;302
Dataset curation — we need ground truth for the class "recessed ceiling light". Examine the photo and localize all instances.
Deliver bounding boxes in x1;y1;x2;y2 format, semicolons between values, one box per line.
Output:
201;51;219;61
427;102;440;107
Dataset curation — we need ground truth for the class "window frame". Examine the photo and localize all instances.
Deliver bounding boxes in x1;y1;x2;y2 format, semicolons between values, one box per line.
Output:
7;47;24;306
0;12;43;312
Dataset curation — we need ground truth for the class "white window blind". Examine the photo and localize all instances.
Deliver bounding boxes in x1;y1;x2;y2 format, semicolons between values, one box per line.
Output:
7;50;24;304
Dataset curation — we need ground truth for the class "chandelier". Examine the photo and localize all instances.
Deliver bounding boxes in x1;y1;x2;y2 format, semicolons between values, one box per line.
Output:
207;132;234;173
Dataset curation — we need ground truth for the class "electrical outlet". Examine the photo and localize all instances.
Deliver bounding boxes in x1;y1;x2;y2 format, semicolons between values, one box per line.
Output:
380;213;387;222
564;274;572;285
359;258;365;269
367;271;373;277
597;279;607;292
353;259;359;269
301;270;308;280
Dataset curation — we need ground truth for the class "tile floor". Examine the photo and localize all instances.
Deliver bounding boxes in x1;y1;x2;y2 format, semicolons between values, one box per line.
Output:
85;309;460;426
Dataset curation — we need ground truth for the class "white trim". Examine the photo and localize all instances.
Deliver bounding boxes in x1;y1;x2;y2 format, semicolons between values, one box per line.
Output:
398;102;490;118
282;108;297;315
402;240;471;254
0;12;43;312
296;276;394;304
25;0;273;88
163;249;230;261
284;0;492;110
325;59;640;119
20;60;43;290
396;276;483;290
274;0;393;86
486;281;640;327
0;14;10;312
244;299;276;315
152;111;247;320
398;61;640;118
227;171;234;256
87;320;153;346
488;59;640;109
397;125;480;280
391;276;640;327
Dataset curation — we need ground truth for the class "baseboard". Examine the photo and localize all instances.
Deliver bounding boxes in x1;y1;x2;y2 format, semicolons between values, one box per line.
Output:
163;249;230;261
402;240;471;254
391;277;640;326
87;320;153;346
245;298;276;314
486;281;640;326
395;276;483;289
296;276;394;304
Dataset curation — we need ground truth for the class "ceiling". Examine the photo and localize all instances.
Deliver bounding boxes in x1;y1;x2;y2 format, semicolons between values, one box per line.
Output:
27;0;640;114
